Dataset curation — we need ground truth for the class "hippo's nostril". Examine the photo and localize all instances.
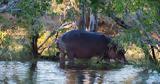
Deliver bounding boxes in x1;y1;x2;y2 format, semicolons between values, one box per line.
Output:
116;58;126;64
124;60;129;64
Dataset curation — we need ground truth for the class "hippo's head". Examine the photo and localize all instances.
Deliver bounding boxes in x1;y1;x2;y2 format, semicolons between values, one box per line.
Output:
106;43;128;64
55;37;67;53
116;49;128;64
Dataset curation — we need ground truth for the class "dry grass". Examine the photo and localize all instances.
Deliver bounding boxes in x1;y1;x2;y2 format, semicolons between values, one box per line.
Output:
125;44;160;63
125;44;145;61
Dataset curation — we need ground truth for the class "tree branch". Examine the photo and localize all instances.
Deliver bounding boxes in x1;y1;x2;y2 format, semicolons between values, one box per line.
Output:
38;22;74;50
109;13;131;29
39;46;47;55
39;43;52;55
0;0;21;13
38;31;56;50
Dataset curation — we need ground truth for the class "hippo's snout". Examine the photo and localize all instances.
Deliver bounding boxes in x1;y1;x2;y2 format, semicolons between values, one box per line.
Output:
118;58;128;64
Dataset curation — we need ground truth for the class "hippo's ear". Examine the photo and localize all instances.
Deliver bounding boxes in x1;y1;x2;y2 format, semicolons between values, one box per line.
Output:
117;49;126;54
122;49;126;53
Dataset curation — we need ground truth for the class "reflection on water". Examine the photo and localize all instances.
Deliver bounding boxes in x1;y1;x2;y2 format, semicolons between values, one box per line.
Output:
66;70;97;84
0;61;159;84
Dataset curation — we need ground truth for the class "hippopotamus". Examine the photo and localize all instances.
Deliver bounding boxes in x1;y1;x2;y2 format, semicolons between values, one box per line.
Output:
56;30;127;68
106;43;127;63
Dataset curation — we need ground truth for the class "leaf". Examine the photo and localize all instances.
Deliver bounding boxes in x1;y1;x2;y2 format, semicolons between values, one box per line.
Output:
56;0;63;4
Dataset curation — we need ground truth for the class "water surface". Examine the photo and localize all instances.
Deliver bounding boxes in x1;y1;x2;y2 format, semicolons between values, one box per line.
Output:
0;61;159;84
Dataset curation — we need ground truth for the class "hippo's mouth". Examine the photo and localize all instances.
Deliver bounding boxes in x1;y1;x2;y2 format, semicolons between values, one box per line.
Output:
115;58;128;64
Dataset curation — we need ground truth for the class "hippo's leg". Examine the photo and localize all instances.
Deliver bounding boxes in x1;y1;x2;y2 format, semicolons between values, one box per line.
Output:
67;52;75;66
59;53;66;68
104;54;111;63
96;55;104;63
102;52;111;63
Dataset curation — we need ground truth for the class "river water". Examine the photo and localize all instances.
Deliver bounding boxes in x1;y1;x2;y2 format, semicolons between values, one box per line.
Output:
0;61;159;84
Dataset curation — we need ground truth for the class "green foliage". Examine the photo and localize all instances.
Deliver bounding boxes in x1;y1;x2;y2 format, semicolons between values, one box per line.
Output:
113;28;142;49
16;0;51;27
0;0;9;3
113;24;159;71
13;0;53;57
0;31;11;45
112;0;124;13
74;58;123;70
0;30;12;60
56;0;63;4
0;15;14;29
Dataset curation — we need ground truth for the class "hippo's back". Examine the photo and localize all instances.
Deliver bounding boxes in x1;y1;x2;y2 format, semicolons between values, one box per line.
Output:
61;30;111;45
57;30;111;58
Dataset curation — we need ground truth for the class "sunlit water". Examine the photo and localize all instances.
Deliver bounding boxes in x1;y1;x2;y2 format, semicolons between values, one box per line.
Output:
0;61;159;84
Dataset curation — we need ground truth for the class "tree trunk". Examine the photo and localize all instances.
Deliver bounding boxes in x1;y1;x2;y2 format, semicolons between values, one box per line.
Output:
31;33;39;58
150;45;158;63
28;61;37;84
78;0;86;31
89;13;95;32
89;10;98;32
81;1;86;30
93;12;98;32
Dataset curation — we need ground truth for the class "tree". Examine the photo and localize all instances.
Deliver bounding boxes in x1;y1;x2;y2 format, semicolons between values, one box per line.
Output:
13;0;51;57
